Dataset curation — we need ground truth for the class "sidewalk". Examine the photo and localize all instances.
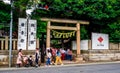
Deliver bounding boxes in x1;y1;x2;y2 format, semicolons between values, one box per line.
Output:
0;60;120;71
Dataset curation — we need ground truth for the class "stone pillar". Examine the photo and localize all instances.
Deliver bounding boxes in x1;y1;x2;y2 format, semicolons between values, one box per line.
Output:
46;21;51;50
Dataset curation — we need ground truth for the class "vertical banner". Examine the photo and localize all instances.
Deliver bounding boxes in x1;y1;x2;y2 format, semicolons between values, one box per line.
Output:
28;19;37;50
92;32;109;49
17;18;27;50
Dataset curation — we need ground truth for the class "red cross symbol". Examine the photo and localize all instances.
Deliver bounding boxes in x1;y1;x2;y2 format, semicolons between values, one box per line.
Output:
98;37;103;43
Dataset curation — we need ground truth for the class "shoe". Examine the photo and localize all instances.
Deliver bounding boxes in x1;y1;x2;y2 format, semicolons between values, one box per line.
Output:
35;65;38;68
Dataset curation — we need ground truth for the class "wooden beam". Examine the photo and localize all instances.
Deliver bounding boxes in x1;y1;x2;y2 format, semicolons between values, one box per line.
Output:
50;26;77;30
41;18;89;24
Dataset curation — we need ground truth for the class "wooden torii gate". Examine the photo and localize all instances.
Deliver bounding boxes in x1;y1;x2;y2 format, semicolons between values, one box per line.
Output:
41;18;89;60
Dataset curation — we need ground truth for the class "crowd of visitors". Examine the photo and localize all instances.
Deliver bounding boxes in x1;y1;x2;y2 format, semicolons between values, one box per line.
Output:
45;47;73;66
16;47;73;67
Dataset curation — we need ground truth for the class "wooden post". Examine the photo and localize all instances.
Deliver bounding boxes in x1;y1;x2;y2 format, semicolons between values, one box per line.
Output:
76;23;80;57
5;36;8;50
76;23;83;62
36;38;39;49
46;21;51;50
1;40;4;50
13;40;16;50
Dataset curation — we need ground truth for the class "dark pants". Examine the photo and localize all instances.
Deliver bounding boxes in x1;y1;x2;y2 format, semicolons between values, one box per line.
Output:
46;58;51;65
35;58;39;66
28;59;33;66
66;54;72;61
68;55;72;61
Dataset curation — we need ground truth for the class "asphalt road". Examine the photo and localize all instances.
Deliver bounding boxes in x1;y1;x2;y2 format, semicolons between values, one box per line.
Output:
0;63;120;73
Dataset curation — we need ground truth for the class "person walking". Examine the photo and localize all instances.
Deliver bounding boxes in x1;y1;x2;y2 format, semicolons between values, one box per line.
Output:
35;48;40;67
16;49;23;67
51;47;57;65
46;49;52;66
55;49;63;65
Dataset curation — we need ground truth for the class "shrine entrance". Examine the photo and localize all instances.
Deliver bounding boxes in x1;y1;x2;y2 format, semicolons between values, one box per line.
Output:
41;18;89;60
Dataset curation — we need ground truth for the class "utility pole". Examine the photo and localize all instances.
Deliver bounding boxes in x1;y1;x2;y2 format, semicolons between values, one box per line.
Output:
9;0;13;67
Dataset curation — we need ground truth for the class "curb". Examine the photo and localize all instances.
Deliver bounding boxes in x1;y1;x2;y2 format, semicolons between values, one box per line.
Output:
0;61;120;71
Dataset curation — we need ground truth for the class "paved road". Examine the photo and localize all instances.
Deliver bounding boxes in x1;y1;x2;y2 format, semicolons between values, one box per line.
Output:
1;63;120;73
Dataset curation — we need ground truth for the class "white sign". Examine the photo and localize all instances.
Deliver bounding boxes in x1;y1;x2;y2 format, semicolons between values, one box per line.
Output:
18;18;37;50
72;41;76;50
92;32;109;49
28;19;37;50
72;40;88;50
17;18;27;50
81;40;88;50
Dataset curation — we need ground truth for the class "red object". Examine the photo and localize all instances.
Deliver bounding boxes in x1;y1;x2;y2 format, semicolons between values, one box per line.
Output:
98;37;103;43
61;53;65;60
44;5;49;10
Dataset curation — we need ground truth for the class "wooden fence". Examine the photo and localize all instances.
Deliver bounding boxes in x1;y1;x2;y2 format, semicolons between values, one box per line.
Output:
0;37;120;50
0;36;39;50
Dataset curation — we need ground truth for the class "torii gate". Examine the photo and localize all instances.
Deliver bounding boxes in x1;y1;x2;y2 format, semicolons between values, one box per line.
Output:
41;18;89;60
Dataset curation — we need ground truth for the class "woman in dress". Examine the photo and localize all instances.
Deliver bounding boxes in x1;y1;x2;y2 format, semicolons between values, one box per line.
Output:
16;49;23;67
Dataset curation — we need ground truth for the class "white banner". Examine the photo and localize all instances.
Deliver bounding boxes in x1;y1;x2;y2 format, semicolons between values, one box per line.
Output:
28;19;37;50
81;40;88;50
17;18;27;50
92;32;109;49
72;40;88;50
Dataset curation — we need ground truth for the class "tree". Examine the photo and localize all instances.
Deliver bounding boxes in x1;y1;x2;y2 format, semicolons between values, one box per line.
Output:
0;2;10;29
1;0;120;42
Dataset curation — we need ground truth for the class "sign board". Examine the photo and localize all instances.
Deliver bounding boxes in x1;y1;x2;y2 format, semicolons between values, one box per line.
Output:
92;32;109;49
28;19;37;50
18;18;37;50
17;18;27;50
72;40;88;50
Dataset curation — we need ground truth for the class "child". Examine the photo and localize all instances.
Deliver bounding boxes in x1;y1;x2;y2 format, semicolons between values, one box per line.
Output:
46;49;52;66
28;55;33;67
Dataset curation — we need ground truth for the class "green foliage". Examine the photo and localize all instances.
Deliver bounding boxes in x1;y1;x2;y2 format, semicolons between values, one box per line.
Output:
0;25;4;29
80;26;88;40
0;2;10;30
82;0;119;19
37;20;47;38
108;21;120;42
1;0;120;43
